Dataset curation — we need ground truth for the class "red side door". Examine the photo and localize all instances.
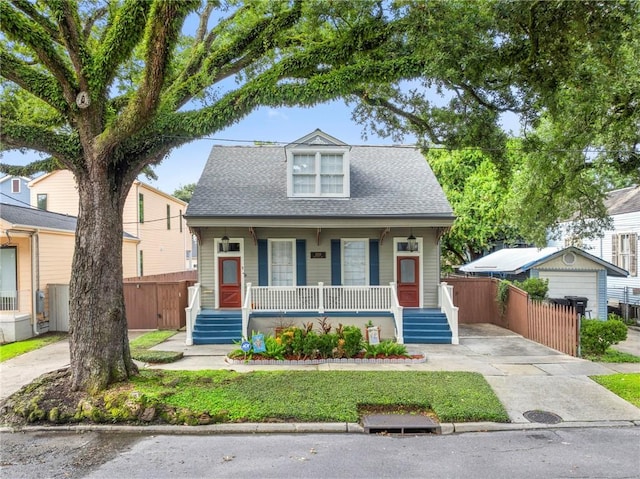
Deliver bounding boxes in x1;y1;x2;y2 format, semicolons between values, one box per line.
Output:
397;256;420;307
219;257;242;308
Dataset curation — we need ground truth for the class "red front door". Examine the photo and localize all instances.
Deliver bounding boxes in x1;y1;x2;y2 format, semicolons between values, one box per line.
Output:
397;256;419;307
219;257;241;308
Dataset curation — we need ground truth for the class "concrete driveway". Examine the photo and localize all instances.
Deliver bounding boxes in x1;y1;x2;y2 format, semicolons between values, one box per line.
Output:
2;325;639;426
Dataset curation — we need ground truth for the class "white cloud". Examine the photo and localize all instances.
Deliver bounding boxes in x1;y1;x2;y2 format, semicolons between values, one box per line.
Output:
266;108;288;120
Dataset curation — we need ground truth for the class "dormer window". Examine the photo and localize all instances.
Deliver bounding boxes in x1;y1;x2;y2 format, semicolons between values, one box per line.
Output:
286;129;350;198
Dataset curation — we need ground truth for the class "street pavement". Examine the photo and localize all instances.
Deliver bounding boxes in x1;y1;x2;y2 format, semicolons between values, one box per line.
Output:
1;324;639;431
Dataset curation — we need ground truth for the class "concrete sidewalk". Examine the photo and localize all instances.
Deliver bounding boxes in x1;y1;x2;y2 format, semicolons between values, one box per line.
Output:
1;324;639;428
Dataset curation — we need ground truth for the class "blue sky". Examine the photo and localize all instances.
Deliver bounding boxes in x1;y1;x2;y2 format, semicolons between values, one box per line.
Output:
1;100;414;196
3;99;519;196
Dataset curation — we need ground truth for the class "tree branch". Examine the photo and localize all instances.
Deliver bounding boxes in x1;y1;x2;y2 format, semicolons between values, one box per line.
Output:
53;1;91;90
97;1;197;154
82;6;107;40
0;118;80;160
0;2;77;103
10;0;61;44
354;89;441;141
91;0;153;95
0;157;65;177
0;50;68;113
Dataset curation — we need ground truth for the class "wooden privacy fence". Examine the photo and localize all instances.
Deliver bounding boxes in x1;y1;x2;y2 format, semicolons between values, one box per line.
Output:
46;272;196;331
124;271;197;330
124;280;192;330
444;276;579;356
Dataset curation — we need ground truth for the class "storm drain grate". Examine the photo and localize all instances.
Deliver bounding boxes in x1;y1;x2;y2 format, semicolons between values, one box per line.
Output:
523;410;563;424
362;414;441;434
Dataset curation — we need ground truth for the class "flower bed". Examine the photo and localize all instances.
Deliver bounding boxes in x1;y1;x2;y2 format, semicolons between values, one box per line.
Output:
225;352;427;365
227;321;422;365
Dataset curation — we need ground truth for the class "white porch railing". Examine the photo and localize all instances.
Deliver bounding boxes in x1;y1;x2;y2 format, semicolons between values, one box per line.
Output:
241;282;400;340
439;282;459;344
248;282;393;312
1;290;20;312
185;283;201;345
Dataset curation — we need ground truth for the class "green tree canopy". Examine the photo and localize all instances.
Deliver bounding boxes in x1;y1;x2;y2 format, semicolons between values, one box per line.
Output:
0;0;425;392
349;0;639;242
426;148;524;268
172;183;196;203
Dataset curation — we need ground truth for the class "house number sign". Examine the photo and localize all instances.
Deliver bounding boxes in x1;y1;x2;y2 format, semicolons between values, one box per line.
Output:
310;252;326;259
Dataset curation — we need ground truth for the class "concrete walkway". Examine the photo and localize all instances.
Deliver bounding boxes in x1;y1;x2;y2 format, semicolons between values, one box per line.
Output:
1;325;639;428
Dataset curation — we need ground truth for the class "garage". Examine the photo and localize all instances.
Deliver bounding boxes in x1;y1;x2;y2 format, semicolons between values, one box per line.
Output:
538;270;598;318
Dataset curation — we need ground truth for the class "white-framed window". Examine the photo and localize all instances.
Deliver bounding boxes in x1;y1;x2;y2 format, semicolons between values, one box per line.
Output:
288;149;350;198
11;179;20;193
612;233;637;276
342;239;369;285
269;239;296;286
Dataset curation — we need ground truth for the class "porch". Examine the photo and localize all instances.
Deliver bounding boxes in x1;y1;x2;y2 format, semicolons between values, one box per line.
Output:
185;282;459;345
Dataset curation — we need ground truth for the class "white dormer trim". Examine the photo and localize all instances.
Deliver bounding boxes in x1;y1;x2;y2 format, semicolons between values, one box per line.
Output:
285;129;351;198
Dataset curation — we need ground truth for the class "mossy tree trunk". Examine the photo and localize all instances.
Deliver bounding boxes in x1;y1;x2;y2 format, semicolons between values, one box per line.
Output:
68;165;138;393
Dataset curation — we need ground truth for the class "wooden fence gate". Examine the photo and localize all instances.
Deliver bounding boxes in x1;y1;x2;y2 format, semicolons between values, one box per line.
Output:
123;281;191;330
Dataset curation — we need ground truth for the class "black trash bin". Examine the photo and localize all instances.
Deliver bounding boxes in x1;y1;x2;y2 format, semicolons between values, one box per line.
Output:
565;296;589;317
549;298;571;307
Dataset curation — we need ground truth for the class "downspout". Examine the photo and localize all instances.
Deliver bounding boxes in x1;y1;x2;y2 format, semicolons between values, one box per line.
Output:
31;230;40;336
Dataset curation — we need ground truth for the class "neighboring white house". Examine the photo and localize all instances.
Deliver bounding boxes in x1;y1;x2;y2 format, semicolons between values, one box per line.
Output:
550;185;639;320
184;129;457;345
28;170;192;276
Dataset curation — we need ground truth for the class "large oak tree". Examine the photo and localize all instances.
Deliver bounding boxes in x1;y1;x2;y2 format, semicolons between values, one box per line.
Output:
349;0;639;244
0;0;424;393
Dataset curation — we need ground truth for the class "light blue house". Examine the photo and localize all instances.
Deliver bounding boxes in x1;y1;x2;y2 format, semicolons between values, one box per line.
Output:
460;246;628;319
0;176;31;207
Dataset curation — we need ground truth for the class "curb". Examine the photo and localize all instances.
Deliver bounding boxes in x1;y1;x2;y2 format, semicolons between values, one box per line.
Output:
1;420;637;436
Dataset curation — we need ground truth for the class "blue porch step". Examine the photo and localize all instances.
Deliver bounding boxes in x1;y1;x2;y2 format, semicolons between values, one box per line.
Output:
403;309;452;344
192;310;242;345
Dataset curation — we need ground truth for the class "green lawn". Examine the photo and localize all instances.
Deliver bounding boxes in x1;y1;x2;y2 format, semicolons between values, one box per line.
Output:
1;330;179;363
129;330;177;349
130;369;510;424
590;373;640;408
583;348;640;363
0;333;67;362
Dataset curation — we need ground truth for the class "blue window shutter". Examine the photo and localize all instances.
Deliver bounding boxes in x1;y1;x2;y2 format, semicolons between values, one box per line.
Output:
296;239;306;286
258;239;268;286
331;239;341;285
369;239;379;285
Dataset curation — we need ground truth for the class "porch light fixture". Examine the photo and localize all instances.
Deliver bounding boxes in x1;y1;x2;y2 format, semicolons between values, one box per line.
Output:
221;234;230;252
407;233;417;252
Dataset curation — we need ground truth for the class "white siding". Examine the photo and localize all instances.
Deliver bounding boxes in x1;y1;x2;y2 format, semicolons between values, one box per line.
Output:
539;270;598;316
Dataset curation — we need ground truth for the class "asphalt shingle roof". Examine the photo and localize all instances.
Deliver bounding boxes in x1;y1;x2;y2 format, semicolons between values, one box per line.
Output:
186;141;454;219
0;203;137;239
605;185;640;216
1;202;78;231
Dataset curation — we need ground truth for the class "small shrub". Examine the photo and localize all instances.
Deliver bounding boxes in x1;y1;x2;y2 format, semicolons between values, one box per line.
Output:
363;340;408;358
580;318;628;356
513;277;549;301
264;336;286;360
340;326;363;357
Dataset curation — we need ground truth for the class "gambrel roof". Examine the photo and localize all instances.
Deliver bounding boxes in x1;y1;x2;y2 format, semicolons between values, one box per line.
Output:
186;130;454;222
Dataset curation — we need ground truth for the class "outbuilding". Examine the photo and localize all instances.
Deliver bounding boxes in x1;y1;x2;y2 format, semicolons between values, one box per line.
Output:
459;246;628;319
